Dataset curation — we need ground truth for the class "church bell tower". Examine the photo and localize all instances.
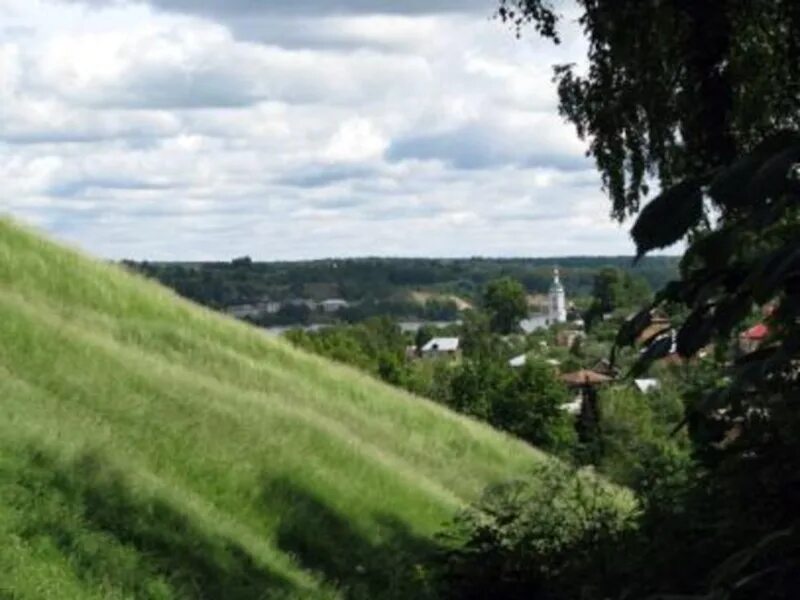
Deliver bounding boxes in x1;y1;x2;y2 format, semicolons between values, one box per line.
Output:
548;267;567;324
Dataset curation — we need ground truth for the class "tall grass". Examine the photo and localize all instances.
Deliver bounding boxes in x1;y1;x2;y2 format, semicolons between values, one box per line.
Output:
0;218;546;599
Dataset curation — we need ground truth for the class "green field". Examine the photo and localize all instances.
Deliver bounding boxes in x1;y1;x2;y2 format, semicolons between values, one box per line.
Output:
0;218;548;599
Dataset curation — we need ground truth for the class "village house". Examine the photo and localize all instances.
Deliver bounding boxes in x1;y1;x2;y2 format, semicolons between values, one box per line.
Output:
508;354;560;369
556;328;585;348
739;323;768;354
320;298;350;313
636;313;673;344
421;337;460;358
559;369;614;439
509;354;527;367
226;303;262;319
226;299;281;319
287;298;318;310
633;378;660;393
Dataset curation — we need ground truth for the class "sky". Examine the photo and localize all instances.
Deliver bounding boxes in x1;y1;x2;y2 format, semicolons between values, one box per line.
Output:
0;0;637;260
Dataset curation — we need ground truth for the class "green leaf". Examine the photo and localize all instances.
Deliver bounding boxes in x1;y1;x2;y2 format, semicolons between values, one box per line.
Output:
628;334;673;378
654;280;687;304
631;179;704;260
746;144;800;206
614;306;652;349
676;306;715;357
709;130;800;210
680;229;737;272
712;295;752;337
747;244;800;303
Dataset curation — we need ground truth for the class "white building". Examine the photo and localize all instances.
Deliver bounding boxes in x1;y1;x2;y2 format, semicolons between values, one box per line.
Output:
226;299;281;318
320;299;349;313
519;315;549;334
548;268;567;324
633;378;660;393
421;337;460;357
509;354;527;368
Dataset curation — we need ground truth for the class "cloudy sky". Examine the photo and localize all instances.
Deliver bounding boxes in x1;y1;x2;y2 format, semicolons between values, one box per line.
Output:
0;0;636;260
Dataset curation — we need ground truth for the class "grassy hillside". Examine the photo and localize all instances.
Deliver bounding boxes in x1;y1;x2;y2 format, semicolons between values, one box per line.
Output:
0;218;547;599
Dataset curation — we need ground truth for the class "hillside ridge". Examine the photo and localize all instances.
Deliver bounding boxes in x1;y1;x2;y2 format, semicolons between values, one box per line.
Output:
0;218;545;599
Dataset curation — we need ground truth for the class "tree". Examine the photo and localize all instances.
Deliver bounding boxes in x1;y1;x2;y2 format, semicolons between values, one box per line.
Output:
586;268;651;327
414;325;436;352
498;0;800;220
230;255;252;268
492;361;576;454
483;277;528;334
494;3;800;597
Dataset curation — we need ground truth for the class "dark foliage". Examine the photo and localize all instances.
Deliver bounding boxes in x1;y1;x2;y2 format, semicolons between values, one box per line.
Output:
613;131;800;598
438;463;636;600
499;0;800;220
482;277;528;334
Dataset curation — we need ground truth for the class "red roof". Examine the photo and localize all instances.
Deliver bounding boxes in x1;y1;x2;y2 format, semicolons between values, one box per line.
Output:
742;323;769;341
560;369;613;386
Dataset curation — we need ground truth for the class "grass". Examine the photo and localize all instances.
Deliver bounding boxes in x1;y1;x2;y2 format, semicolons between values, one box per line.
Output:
0;217;549;599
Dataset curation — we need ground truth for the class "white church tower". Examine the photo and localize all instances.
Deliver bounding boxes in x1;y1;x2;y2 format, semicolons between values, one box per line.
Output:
548;267;567;324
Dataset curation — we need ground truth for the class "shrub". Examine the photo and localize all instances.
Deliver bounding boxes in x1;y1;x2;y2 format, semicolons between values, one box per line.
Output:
438;463;636;600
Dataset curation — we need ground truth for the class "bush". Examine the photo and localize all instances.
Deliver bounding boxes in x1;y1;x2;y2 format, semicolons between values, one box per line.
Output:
438;463;637;600
596;385;689;486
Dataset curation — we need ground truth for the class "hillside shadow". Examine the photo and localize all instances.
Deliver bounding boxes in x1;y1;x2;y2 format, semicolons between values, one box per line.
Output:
7;448;295;599
260;476;442;600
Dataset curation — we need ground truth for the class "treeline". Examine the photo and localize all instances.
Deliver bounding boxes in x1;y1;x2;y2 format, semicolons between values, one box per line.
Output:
124;256;677;313
248;297;460;327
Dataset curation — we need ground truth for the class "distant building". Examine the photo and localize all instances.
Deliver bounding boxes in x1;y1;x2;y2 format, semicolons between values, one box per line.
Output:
556;329;585;348
509;354;560;369
421;337;460;357
519;315;549;334
591;358;619;378
509;354;527;368
548;268;567;324
227;304;262;319
739;323;769;354
560;369;613;387
636;314;672;344
399;320;461;334
287;298;317;310
320;299;349;313
226;300;281;318
633;378;660;393
263;301;281;314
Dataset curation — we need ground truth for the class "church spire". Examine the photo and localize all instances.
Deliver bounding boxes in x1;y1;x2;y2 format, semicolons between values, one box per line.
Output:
548;266;567;324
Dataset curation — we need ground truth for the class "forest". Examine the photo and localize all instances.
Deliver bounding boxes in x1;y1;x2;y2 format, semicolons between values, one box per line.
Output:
126;256;677;322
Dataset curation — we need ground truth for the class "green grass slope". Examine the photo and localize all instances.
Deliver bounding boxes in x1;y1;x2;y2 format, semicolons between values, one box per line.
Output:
0;218;546;599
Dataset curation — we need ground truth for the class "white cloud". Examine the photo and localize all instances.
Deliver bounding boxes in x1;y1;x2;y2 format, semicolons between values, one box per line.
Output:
0;0;637;260
323;118;388;163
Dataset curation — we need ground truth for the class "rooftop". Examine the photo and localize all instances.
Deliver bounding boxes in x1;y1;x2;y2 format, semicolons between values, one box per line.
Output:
421;337;460;353
560;369;613;386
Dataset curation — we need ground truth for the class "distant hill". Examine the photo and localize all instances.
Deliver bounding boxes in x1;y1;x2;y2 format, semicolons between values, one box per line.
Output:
128;255;679;319
0;218;548;599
